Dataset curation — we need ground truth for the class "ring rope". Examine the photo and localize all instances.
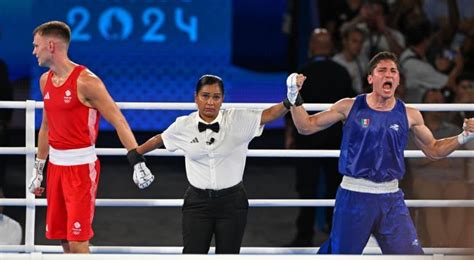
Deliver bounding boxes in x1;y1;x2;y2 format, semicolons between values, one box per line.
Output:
1;147;473;158
1;198;474;207
0;101;474;111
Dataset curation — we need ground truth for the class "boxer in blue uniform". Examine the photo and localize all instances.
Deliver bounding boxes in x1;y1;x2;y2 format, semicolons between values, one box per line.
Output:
285;51;474;254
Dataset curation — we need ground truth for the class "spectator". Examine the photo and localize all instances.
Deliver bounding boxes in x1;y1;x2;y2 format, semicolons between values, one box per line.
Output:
341;0;405;58
388;0;426;36
333;25;369;94
319;0;363;50
423;0;473;49
399;20;463;103
449;73;474;131
459;33;474;75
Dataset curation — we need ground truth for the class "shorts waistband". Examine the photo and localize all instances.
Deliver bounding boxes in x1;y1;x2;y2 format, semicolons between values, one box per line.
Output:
190;182;244;198
49;146;97;166
340;175;399;194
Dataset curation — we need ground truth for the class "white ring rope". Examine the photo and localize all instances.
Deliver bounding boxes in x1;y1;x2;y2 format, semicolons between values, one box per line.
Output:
1;198;474;207
1;147;473;158
0;100;473;256
0;101;473;111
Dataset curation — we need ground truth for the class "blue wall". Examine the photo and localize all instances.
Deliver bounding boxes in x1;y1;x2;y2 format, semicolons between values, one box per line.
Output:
1;0;289;130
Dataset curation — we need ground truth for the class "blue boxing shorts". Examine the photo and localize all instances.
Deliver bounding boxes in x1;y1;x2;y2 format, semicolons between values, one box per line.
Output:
318;186;424;254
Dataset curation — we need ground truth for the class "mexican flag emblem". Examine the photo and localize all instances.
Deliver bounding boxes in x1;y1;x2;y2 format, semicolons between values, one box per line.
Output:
361;118;370;128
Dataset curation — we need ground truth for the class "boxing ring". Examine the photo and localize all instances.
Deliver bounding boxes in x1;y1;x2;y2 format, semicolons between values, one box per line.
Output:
0;100;473;260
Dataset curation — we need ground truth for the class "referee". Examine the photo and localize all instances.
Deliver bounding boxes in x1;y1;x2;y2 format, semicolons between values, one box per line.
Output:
129;74;304;254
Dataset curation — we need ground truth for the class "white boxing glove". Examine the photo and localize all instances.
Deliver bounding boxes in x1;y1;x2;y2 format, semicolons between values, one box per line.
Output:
28;158;46;195
286;73;299;105
133;162;155;189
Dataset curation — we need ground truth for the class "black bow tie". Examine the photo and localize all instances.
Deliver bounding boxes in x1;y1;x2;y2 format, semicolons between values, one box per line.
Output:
198;122;220;133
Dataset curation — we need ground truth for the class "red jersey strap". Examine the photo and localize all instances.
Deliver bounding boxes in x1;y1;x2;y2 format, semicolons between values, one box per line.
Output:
69;65;87;84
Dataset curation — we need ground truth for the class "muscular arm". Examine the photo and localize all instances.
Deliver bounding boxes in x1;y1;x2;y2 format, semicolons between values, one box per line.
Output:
77;70;138;150
291;98;353;135
37;73;49;159
136;134;164;155
409;107;461;160
260;102;288;125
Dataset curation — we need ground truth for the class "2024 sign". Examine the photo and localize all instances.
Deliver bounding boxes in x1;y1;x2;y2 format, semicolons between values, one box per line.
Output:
67;6;198;42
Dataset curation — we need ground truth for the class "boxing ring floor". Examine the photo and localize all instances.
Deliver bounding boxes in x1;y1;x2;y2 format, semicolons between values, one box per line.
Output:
0;101;473;259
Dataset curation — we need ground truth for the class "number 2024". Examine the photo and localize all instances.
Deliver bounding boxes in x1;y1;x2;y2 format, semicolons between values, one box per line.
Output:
67;6;198;42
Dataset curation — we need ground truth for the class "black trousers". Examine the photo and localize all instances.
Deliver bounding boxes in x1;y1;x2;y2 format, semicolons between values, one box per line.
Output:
182;182;248;254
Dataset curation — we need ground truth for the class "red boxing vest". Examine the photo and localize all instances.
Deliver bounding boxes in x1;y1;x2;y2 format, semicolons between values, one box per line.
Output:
43;65;100;149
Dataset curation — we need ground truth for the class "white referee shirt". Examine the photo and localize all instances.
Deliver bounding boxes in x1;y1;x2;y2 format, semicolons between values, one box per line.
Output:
161;108;264;190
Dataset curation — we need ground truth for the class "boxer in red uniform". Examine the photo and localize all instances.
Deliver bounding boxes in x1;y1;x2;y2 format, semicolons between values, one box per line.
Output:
28;21;155;253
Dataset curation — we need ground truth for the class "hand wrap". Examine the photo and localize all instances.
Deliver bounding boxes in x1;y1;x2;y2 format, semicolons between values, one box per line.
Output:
457;122;474;145
127;148;146;166
28;158;46;194
286;73;299;105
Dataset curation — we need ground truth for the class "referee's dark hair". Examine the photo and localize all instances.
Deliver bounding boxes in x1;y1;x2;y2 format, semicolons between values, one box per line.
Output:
195;74;224;95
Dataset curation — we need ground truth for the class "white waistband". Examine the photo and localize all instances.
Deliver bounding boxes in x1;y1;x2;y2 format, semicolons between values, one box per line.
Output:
340;175;399;194
49;146;97;166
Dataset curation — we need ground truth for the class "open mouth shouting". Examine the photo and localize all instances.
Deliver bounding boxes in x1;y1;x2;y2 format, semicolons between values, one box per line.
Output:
382;81;393;93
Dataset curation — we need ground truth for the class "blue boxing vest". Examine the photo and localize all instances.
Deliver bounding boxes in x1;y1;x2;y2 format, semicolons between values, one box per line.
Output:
339;94;409;182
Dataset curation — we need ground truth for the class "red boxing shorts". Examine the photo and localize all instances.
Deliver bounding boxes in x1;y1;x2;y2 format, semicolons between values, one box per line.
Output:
45;160;100;241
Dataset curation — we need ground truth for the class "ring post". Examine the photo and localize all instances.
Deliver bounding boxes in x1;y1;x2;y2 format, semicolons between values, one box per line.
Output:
25;100;36;253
